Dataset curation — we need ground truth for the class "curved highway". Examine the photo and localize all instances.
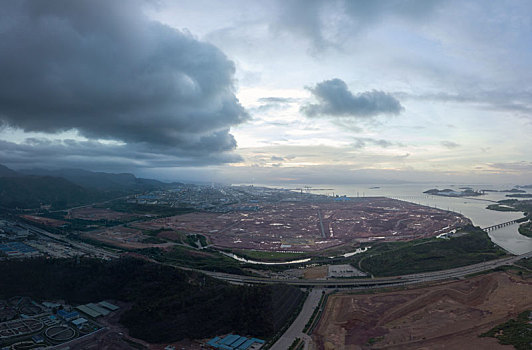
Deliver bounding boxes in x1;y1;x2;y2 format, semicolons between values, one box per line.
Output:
197;251;532;288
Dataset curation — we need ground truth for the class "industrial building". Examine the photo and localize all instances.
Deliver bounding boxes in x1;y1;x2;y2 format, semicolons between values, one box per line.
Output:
0;242;39;258
72;317;88;328
86;303;109;316
75;301;119;318
57;309;79;321
206;334;264;349
98;301;119;311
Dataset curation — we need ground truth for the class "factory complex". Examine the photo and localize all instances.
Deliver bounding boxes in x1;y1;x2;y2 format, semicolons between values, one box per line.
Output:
0;297;119;349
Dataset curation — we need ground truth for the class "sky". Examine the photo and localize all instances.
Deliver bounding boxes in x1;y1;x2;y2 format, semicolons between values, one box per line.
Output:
0;0;531;185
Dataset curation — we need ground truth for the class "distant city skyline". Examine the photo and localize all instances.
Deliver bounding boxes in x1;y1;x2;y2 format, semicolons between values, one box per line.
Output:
1;0;531;184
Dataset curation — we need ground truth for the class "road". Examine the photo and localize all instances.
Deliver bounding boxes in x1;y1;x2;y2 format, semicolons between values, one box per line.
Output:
263;251;531;350
198;251;532;288
270;289;323;350
18;222;119;259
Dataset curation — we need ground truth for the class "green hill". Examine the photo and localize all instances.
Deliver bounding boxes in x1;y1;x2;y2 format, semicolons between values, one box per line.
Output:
0;164;19;177
0;257;304;343
20;167;181;192
0;175;104;209
0;164;182;210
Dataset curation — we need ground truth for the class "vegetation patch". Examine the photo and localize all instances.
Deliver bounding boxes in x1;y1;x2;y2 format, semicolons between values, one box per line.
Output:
141;236;167;244
487;199;531;216
303;291;328;334
518;222;532;238
486;204;519;212
142;245;248;274
355;226;506;277
515;258;532;270
480;310;532;350
186;234;208;248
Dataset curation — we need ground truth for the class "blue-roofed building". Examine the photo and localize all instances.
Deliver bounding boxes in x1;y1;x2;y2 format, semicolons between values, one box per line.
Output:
31;335;44;343
206;335;264;349
207;336;221;348
57;309;79;321
220;334;239;346
0;242;38;257
231;337;247;348
237;339;255;350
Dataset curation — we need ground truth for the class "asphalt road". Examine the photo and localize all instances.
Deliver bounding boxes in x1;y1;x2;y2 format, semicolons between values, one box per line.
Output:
200;251;532;288
264;251;532;350
270;288;323;350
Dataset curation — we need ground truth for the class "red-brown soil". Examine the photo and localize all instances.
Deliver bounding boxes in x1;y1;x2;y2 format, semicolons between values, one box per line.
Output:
127;198;469;251
20;215;68;227
83;226;175;249
312;272;531;350
68;207;134;221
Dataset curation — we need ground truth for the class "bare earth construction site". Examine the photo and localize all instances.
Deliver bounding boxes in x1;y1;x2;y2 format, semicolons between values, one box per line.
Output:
130;197;470;251
312;271;532;350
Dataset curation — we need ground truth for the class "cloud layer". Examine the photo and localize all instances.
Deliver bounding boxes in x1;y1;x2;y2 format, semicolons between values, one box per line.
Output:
301;79;403;118
0;138;242;172
0;0;248;159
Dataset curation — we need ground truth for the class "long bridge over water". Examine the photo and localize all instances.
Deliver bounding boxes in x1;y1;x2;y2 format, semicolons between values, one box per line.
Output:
483;220;520;232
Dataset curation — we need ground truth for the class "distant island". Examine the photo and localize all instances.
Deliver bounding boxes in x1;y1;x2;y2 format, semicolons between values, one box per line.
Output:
506;193;532;198
517;184;532;189
482;188;526;193
424;188;483;197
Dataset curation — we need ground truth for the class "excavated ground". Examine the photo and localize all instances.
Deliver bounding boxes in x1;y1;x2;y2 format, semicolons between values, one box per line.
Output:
312;271;531;350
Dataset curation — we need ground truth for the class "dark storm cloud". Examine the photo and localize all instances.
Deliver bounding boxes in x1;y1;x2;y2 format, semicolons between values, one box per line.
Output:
0;139;242;172
0;0;248;159
301;79;403;118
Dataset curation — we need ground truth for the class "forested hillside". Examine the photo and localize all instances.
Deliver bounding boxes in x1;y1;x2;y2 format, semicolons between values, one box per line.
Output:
0;257;304;343
0;176;104;209
0;164;181;209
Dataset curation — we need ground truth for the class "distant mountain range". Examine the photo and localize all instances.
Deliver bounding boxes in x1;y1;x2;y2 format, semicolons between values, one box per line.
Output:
0;164;19;177
18;167;181;192
0;164;182;210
